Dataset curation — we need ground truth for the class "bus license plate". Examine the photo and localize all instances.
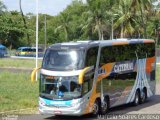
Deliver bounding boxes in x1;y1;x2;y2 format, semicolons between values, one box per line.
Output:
54;111;62;114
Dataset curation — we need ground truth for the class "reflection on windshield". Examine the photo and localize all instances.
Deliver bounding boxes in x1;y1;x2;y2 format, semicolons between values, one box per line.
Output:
42;49;84;71
40;75;82;100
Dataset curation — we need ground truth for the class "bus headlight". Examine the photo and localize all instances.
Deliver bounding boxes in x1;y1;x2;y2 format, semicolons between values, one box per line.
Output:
71;99;79;107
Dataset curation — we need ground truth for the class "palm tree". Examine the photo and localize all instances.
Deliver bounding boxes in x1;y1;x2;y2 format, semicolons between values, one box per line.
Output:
104;0;118;39
113;0;136;38
55;12;71;41
83;0;108;40
113;0;152;38
19;0;30;45
130;0;152;38
147;4;160;45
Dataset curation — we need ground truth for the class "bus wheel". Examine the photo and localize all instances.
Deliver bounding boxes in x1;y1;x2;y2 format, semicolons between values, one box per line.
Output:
140;88;147;103
101;98;109;115
133;90;140;106
93;100;100;116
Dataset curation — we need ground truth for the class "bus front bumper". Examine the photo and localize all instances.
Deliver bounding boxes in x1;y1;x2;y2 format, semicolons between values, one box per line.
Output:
39;106;83;116
38;98;86;116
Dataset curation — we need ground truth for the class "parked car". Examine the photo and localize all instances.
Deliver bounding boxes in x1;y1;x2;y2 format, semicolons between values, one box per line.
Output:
15;47;31;56
0;44;7;57
15;47;44;57
30;47;44;57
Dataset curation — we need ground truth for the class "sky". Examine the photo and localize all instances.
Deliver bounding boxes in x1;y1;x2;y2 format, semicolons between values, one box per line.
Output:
2;0;75;16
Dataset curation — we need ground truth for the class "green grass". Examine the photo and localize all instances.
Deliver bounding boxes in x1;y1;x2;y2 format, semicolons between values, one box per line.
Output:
157;65;160;82
0;71;39;113
0;58;42;69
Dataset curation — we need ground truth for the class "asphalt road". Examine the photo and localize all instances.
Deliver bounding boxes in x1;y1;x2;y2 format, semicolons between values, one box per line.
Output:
14;84;160;120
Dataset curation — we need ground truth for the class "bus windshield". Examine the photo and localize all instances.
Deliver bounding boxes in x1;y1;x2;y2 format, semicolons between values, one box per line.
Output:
40;75;82;100
42;49;84;71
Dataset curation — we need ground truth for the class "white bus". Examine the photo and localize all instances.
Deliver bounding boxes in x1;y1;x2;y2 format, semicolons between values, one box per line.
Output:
32;39;156;116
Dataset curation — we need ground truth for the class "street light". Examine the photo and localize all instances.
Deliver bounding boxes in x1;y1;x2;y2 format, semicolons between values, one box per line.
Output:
35;0;39;81
44;15;47;50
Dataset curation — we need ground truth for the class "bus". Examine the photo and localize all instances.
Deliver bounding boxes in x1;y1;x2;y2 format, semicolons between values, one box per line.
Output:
31;39;156;116
15;47;44;57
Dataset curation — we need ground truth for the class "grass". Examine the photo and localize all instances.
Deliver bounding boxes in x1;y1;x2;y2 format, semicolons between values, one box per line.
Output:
0;58;42;69
0;71;39;114
157;65;160;82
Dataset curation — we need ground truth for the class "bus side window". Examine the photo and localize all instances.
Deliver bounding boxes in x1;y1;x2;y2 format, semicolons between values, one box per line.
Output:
83;81;89;94
99;46;115;66
85;47;98;67
82;69;94;95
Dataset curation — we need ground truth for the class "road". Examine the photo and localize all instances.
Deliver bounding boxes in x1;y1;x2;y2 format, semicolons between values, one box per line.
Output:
14;84;160;120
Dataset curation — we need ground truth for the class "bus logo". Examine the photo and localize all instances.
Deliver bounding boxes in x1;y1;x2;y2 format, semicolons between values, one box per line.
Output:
114;62;134;73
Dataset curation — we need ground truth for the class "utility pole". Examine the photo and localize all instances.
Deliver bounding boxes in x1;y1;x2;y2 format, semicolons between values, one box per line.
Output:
35;0;39;81
111;17;113;40
44;15;47;50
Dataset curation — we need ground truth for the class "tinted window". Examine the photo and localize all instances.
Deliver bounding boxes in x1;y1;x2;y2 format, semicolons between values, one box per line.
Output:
136;43;155;59
82;69;94;95
85;47;98;67
100;43;155;66
99;45;135;64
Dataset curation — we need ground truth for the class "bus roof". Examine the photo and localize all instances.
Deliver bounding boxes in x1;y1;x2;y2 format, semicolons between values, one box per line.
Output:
48;39;154;50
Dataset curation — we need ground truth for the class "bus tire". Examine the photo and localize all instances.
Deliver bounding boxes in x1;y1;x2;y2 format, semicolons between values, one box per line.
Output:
92;99;100;116
100;97;109;115
133;90;140;106
140;88;147;103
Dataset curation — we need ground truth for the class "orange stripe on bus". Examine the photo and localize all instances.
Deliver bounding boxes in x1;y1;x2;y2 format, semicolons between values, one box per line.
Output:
146;57;155;73
144;40;155;43
112;42;128;45
97;63;115;82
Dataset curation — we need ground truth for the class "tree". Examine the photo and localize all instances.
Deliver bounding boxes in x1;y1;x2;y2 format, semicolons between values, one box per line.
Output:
0;0;159;48
55;12;71;41
0;1;6;14
83;0;109;40
62;0;87;40
130;0;152;38
0;12;25;48
19;0;30;45
113;0;137;38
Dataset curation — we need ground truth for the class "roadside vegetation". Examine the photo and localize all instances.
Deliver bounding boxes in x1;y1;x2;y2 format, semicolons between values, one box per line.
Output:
0;58;42;68
0;0;159;49
0;71;39;114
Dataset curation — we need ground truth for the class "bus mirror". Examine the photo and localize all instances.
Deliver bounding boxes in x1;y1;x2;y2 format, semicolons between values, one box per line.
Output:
31;67;41;82
79;67;90;84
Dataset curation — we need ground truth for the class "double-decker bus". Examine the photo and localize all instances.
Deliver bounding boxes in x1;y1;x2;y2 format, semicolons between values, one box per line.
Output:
31;39;156;116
